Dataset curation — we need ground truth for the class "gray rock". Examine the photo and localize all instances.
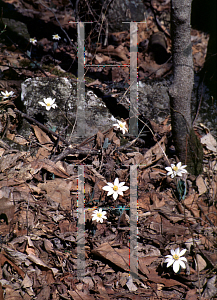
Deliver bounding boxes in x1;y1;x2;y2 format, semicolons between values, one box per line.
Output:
21;77;116;143
104;0;148;32
115;75;216;136
2;18;30;41
115;77;172;124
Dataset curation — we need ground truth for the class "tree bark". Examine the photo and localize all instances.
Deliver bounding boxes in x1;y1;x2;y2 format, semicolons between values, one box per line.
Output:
169;0;201;173
169;0;193;163
169;0;203;175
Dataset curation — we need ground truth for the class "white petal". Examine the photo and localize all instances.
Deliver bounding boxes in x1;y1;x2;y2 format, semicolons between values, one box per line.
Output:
179;249;187;257
177;172;183;177
164;256;173;263
117;191;123;196
167;171;173;177
165;255;173;260
113;192;118;200
107;190;114;196
165;167;172;172
50;99;56;105
179;260;186;269
46;106;51;111
166;169;173;174
43;98;49;103
114;178;119;186
102;186;113;192
177;162;182;168
121;128;127;134
107;182;114;188
118;182;126;187
171;249;176;256
179;257;187;263
39;101;46;106
119;186;129;192
173;261;180;273
166;259;174;268
175;248;180;255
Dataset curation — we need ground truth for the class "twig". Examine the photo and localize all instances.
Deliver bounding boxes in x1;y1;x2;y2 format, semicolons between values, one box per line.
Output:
197;204;215;226
38;0;74;47
117;123;148;151
148;0;171;39
193;76;205;126
3;34;48;77
14;109;70;146
53;147;100;163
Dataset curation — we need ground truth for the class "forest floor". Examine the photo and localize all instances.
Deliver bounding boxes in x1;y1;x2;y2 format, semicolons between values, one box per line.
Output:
0;0;217;299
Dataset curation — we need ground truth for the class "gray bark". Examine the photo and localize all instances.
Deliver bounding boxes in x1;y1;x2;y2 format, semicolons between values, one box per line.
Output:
169;0;193;162
169;0;203;174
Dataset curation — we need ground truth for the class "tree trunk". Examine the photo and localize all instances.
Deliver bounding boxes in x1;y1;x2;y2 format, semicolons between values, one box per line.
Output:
169;0;203;174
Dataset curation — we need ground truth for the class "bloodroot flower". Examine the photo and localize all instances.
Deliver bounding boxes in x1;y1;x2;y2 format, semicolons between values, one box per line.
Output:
1;90;15;99
102;178;129;200
91;208;107;223
38;97;57;110
164;248;187;273
29;38;37;45
165;162;187;178
113;120;128;134
52;34;61;40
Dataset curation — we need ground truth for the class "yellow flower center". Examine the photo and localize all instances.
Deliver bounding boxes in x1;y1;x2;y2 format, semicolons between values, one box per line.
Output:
47;103;51;106
97;213;102;218
120;123;124;128
173;254;179;260
172;166;178;172
113;185;118;191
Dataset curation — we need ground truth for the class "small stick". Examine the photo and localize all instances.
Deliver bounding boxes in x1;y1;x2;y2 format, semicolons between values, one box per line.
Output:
14;109;70;146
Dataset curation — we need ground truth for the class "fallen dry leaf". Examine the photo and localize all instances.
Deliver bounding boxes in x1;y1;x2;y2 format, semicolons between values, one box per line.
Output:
30;158;70;178
201;133;217;153
196;175;207;195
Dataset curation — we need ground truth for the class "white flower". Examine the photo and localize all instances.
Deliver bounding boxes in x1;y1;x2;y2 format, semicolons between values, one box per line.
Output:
91;208;107;223
1;90;15;99
102;178;129;200
38;97;57;110
52;34;61;40
164;248;187;273
29;38;37;45
165;162;187;178
113;120;128;134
